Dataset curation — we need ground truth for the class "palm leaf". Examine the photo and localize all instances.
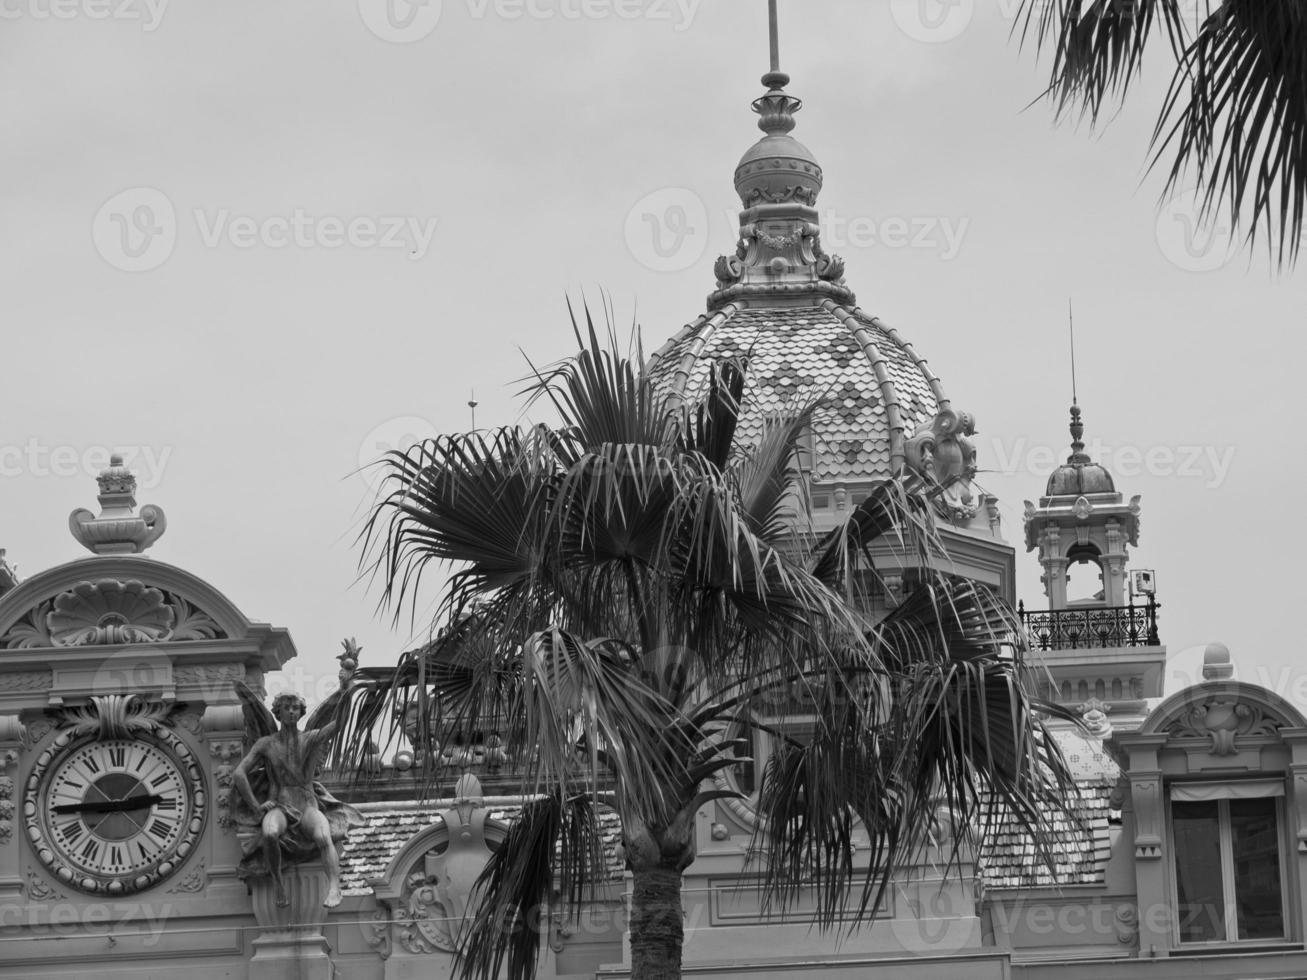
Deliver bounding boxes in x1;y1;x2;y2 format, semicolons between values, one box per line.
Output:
1016;0;1307;264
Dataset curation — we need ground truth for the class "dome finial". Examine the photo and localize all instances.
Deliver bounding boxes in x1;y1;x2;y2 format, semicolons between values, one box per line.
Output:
1068;404;1090;464
754;1;799;138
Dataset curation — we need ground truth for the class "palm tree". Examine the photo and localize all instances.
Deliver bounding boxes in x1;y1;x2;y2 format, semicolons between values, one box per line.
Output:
1017;0;1307;265
336;306;1076;980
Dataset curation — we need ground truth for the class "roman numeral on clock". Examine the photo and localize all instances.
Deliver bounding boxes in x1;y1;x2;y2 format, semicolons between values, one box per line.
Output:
148;817;175;841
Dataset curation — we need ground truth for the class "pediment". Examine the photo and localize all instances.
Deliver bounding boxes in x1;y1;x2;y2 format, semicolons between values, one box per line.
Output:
0;557;288;660
1139;681;1307;756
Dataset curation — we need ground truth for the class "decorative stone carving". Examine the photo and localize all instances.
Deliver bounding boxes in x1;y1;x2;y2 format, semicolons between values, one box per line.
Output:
167;861;208;893
0;776;14;846
68;454;167;556
208;736;245;832
26;870;65;901
0;581;226;649
1114;905;1139;945
0;549;18;597
367;905;394;960
0;668;53;693
1164;697;1281;756
0;715;24;846
175;663;244;688
49;580;173;645
1078;699;1113;739
707;69;857;311
26;718;53;744
903;408;979;522
1131;775;1162;860
396;777;494;955
56;693;175;740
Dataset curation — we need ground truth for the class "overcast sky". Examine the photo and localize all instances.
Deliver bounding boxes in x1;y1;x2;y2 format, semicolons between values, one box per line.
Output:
3;0;1303;718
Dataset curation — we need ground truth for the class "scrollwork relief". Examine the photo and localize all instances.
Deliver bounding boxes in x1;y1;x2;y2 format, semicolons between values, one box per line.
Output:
1164;698;1282;756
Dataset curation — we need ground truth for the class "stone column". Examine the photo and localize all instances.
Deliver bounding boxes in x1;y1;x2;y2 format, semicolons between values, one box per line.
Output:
248;861;335;980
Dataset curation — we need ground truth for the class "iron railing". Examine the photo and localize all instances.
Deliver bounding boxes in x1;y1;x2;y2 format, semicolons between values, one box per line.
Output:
1018;597;1160;650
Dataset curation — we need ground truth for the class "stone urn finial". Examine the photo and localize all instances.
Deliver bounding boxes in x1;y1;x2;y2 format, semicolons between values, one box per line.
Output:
69;453;167;555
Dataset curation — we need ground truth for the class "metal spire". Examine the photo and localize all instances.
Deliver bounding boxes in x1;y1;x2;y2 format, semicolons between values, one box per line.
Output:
768;0;780;72
1068;298;1079;406
1066;300;1088;463
468;390;478;430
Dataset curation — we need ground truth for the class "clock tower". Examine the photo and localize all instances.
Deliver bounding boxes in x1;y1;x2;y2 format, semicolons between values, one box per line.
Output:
0;456;295;975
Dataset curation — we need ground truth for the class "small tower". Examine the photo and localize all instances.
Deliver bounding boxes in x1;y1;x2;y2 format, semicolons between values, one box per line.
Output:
1024;405;1141;609
1020;404;1163;730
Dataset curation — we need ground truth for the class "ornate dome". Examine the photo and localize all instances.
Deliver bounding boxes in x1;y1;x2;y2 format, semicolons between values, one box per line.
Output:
649;66;976;509
1045;406;1116;497
648;304;944;485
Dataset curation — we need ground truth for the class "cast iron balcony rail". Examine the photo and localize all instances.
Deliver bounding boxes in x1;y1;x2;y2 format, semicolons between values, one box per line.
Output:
1017;596;1160;651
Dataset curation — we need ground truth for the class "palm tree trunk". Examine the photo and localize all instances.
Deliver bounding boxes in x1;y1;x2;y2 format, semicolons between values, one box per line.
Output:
629;863;685;980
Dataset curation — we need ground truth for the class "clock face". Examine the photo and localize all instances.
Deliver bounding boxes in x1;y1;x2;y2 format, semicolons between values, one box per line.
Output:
26;726;206;895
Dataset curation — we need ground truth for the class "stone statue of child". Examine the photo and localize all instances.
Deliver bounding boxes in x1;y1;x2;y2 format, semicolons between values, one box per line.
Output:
232;690;362;909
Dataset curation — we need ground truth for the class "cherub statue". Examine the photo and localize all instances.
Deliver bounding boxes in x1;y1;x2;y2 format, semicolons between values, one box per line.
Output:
232;684;364;909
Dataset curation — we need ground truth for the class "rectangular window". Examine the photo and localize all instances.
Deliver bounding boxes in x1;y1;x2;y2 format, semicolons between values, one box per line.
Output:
1171;792;1285;944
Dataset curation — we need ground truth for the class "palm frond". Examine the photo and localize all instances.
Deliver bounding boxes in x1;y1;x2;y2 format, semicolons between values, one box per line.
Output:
731;404;818;545
358;426;555;628
1016;0;1307;264
456;791;607;980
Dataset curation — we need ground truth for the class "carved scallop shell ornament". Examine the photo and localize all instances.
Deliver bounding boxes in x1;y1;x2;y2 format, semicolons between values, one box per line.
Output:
47;580;175;646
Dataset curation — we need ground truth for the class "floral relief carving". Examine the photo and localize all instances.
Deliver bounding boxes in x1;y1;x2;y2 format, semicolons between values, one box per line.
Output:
208;737;244;831
167;861;207;893
1114;905;1139;945
1164;698;1282;756
26;870;65;901
0;579;226;649
0;775;14;846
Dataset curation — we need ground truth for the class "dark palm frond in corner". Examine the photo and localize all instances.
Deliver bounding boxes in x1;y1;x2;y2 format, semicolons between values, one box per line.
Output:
1015;0;1307;265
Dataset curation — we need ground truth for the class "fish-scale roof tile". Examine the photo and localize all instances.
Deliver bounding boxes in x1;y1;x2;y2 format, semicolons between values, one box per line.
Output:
338;802;626;897
649;305;942;484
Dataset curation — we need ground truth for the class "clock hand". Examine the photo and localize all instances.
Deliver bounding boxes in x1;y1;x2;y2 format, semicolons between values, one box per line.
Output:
52;794;166;816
